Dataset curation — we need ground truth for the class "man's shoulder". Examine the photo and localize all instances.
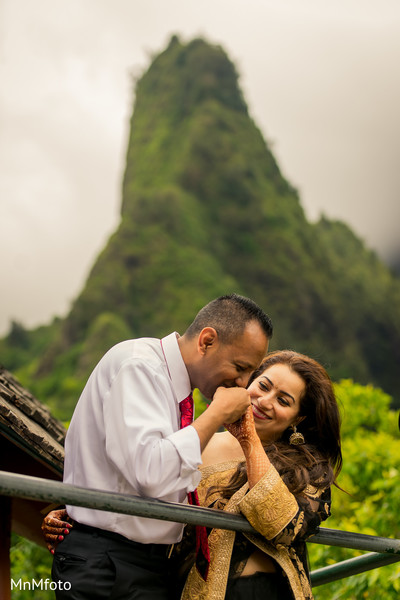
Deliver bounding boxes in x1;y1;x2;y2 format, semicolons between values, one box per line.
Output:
103;337;162;366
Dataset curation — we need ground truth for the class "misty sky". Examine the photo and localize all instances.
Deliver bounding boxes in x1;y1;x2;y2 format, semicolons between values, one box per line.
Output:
1;0;400;336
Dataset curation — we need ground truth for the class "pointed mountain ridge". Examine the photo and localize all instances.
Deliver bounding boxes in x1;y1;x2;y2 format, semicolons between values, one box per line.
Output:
2;36;399;417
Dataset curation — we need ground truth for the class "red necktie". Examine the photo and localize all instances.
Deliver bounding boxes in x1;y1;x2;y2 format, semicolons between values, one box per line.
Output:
180;394;210;580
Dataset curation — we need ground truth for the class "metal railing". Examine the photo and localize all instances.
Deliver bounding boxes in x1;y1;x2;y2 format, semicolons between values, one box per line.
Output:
1;470;399;587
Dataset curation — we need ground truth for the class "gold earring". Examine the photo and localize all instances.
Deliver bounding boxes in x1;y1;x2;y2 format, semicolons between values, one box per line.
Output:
289;425;305;445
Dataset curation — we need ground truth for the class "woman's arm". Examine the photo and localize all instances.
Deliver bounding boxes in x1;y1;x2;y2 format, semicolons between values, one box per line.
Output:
226;407;331;545
225;406;272;489
272;486;331;546
239;466;331;545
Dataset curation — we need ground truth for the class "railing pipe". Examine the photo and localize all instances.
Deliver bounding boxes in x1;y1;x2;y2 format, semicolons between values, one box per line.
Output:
308;528;400;555
1;470;400;557
311;552;400;586
0;470;256;533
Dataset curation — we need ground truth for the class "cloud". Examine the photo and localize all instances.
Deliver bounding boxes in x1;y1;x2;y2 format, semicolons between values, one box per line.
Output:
1;0;400;334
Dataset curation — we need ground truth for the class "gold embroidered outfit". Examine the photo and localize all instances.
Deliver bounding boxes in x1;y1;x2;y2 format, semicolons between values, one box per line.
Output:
180;460;331;600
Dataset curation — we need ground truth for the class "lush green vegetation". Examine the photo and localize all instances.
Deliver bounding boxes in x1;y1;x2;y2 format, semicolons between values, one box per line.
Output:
310;380;400;599
10;533;54;600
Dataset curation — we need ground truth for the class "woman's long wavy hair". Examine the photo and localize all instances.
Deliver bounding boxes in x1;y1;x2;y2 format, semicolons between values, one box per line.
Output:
215;350;343;499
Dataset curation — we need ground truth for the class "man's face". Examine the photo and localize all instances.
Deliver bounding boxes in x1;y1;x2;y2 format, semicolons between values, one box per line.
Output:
198;321;269;400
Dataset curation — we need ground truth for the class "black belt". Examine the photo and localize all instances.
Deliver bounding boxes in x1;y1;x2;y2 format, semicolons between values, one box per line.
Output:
73;521;174;559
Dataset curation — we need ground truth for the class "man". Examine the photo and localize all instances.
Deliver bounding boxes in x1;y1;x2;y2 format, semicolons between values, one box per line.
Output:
51;294;272;599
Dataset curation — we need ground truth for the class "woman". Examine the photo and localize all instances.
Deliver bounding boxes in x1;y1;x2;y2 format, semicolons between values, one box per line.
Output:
43;350;342;600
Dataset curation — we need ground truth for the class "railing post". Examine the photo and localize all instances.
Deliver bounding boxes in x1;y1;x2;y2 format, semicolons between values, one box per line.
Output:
0;495;11;600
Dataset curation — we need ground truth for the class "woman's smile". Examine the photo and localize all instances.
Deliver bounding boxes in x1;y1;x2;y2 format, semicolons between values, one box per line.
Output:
251;403;270;421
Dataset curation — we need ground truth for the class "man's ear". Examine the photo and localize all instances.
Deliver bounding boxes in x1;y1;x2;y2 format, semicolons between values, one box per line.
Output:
198;327;218;356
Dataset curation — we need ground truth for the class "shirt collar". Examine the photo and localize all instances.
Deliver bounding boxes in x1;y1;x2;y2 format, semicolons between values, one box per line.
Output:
160;332;192;404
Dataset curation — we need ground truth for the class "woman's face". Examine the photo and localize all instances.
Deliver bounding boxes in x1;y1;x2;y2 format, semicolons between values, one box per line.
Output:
247;363;305;444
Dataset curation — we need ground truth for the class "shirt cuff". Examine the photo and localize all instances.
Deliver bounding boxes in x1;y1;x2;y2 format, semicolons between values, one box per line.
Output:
167;425;202;489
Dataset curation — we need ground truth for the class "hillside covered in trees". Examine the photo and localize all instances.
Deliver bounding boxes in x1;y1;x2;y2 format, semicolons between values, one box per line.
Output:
4;35;400;600
1;35;400;420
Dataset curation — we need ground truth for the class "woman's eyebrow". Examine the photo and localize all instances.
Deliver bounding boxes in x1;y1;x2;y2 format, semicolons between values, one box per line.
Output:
262;375;296;404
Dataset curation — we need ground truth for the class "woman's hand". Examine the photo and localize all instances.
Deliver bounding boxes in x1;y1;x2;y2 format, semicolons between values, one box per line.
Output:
41;508;72;553
225;406;258;447
227;406;271;488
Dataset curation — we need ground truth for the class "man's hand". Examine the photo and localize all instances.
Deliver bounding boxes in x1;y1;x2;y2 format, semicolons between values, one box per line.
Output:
209;386;251;424
192;386;250;452
41;508;72;553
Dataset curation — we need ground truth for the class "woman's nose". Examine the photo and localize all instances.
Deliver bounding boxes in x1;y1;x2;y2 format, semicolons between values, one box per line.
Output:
258;392;274;409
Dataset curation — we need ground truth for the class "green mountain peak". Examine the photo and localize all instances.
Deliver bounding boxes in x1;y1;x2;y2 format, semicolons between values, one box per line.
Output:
2;36;400;417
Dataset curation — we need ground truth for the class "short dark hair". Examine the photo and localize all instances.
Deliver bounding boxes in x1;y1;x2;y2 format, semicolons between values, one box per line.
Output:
184;294;273;343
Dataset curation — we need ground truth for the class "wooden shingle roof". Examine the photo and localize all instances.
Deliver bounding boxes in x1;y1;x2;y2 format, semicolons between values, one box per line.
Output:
0;367;66;474
0;366;66;552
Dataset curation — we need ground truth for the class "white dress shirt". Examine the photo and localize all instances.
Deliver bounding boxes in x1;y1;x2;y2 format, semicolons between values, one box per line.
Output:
64;332;202;544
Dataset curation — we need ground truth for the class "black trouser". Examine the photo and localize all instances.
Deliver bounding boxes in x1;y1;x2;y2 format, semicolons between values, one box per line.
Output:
51;522;176;600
